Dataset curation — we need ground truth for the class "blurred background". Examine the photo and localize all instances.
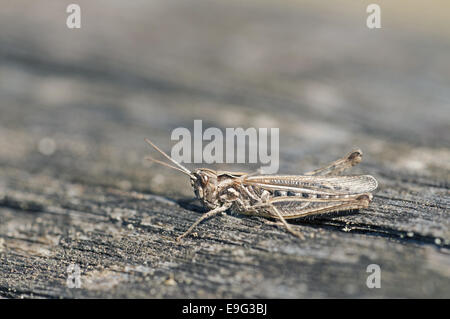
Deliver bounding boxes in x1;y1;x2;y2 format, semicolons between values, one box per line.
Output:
0;0;449;298
1;0;449;185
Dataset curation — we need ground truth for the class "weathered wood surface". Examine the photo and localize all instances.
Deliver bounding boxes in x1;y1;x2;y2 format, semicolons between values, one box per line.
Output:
0;0;449;298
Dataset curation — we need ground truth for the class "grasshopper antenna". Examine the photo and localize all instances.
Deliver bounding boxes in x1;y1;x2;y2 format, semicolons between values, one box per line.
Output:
144;138;196;179
145;156;195;178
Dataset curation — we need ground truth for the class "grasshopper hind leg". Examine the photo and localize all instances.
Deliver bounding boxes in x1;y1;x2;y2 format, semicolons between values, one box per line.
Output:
305;149;363;176
269;204;305;240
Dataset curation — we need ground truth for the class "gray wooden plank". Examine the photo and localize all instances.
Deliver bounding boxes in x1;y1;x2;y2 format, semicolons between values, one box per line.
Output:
0;0;449;298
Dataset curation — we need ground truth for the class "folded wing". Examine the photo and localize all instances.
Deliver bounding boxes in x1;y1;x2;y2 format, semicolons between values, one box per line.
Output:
243;175;378;196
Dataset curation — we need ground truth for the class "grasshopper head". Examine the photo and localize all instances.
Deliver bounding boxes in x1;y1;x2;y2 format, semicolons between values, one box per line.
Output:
143;139;221;209
191;168;219;209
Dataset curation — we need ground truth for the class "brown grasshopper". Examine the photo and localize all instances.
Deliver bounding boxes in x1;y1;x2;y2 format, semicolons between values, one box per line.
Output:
145;139;378;241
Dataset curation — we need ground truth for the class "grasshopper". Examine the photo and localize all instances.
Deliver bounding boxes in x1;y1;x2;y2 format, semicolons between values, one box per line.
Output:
145;139;378;241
